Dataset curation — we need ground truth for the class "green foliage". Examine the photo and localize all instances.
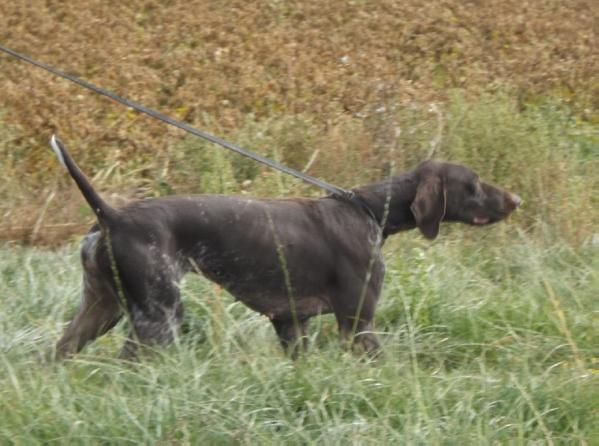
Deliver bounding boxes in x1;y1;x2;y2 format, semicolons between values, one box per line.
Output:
2;87;597;244
0;234;597;443
168;114;324;197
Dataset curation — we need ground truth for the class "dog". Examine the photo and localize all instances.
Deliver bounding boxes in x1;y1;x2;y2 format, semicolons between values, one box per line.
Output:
50;135;520;359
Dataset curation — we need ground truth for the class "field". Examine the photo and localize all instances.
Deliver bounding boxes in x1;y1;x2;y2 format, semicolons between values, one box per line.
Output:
1;0;598;444
1;231;598;443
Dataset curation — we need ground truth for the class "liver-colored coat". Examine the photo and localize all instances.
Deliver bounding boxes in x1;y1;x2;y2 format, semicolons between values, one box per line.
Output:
50;136;520;359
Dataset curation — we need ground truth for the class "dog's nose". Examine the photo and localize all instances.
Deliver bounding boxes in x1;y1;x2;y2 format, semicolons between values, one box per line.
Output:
508;193;522;208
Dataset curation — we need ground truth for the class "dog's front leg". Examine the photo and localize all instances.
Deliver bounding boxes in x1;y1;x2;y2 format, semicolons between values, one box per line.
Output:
270;318;311;359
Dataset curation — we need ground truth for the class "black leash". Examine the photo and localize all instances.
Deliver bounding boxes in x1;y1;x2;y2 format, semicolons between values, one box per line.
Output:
0;44;382;225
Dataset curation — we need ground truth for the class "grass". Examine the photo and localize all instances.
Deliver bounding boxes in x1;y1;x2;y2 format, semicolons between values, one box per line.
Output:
1;228;597;444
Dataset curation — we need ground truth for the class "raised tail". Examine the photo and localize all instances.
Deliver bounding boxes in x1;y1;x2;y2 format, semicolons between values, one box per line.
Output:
50;135;118;226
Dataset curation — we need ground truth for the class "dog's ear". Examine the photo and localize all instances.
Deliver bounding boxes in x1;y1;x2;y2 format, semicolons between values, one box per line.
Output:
410;175;446;240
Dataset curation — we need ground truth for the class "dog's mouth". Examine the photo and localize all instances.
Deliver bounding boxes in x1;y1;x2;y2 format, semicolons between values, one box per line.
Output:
473;216;491;225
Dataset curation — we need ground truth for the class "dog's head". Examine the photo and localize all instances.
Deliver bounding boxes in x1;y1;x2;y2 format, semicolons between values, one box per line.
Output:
410;160;521;239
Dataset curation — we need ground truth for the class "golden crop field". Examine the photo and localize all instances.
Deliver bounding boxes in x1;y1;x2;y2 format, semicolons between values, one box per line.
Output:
0;0;597;243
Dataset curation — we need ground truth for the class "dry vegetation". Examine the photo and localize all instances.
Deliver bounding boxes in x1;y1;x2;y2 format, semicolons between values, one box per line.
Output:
0;0;597;243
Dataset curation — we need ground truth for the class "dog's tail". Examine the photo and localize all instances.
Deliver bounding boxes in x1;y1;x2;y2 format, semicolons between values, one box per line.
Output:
50;135;118;225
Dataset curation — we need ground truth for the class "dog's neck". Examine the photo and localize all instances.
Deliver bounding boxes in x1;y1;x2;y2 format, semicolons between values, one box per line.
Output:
352;171;419;238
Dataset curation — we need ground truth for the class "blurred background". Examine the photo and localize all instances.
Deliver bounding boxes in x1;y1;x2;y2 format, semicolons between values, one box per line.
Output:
0;0;596;244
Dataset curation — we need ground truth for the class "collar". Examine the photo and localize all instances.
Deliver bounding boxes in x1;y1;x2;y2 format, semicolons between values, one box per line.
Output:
338;192;382;227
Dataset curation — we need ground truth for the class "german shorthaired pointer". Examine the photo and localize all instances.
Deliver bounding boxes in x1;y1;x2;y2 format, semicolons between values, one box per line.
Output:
50;136;520;359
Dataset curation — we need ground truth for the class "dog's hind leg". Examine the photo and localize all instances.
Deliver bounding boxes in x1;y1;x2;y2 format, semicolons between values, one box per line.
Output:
93;236;188;360
114;253;185;359
118;298;184;359
337;318;381;358
55;281;123;359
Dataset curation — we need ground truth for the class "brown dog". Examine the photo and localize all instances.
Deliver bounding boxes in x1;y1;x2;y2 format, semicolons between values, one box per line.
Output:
50;135;520;359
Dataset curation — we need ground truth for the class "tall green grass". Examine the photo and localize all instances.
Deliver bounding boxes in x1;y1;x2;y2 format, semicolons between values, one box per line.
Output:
1;230;596;444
